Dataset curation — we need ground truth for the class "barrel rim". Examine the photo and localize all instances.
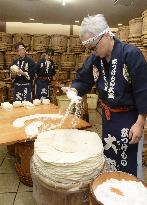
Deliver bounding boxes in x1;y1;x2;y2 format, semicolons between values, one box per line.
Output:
51;34;68;37
129;17;143;24
90;171;147;205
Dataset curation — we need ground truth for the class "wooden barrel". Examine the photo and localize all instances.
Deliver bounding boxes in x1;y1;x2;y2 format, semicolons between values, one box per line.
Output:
5;52;18;69
33;34;50;52
76;53;90;69
70;71;77;81
0;86;4;103
142;10;147;46
90;171;147;205
0;33;6;52
2;85;7;101
0;70;10;81
32;173;89;205
128;17;143;46
15;141;34;187
52;53;61;69
0;32;13;51
69;35;85;53
142;10;147;35
56;71;68;81
0;52;5;70
13;33;32;51
0;82;5;103
142;36;147;46
61;53;75;71
5;33;13;51
118;26;129;42
26;52;38;63
129;17;143;37
51;34;68;53
128;37;142;47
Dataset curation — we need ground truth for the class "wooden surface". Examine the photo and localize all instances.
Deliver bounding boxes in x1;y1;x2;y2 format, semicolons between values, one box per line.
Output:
0;103;91;145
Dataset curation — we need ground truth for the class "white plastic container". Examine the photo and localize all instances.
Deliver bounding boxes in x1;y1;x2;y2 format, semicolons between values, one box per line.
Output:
33;99;41;106
42;99;50;105
56;95;70;110
86;94;98;109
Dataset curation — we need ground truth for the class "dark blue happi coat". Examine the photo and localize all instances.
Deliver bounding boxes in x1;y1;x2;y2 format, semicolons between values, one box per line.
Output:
35;58;56;100
72;38;147;176
13;83;32;101
11;55;35;101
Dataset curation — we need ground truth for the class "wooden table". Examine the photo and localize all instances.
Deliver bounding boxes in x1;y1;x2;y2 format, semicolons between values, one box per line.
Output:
0;103;91;145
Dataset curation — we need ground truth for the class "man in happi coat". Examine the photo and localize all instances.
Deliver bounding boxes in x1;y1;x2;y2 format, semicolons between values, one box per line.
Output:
34;48;56;100
10;42;35;101
62;14;147;178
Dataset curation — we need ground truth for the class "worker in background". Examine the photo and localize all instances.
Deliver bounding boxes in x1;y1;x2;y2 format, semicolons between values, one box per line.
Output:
62;14;147;178
10;42;35;101
34;48;56;100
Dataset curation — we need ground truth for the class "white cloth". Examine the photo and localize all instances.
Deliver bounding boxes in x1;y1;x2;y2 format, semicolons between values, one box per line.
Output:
82;27;114;45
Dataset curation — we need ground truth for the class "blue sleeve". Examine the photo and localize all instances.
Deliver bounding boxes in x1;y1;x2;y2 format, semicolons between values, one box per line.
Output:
71;55;97;96
125;46;147;114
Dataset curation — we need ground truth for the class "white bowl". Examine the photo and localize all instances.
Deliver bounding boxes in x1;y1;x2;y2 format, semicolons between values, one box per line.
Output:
42;99;50;105
33;99;41;106
13;101;22;108
1;102;13;111
23;101;34;109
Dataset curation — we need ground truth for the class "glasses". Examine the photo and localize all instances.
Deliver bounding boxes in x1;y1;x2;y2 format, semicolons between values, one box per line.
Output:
87;34;104;52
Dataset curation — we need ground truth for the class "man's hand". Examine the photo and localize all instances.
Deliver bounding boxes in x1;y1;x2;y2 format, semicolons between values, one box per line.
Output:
129;123;143;144
61;87;81;103
61;87;78;95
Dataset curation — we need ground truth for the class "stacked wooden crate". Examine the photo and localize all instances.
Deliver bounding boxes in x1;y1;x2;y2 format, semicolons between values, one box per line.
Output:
118;9;147;61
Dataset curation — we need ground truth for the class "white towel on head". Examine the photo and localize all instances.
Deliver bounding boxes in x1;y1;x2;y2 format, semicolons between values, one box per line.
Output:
82;27;115;46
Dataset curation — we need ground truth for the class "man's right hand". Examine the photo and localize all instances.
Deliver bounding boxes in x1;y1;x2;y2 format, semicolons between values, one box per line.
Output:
61;87;78;95
61;87;82;103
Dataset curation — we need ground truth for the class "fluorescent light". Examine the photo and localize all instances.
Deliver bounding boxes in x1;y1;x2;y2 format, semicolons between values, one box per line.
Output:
30;18;35;21
75;20;80;23
118;23;123;26
62;0;66;6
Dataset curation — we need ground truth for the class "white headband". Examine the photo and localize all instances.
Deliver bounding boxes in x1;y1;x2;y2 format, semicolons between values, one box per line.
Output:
82;27;114;45
18;45;25;49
